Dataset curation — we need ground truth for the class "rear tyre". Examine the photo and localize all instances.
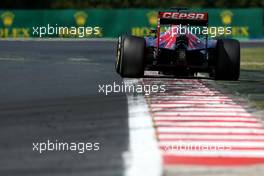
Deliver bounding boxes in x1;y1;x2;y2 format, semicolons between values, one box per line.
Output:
115;36;122;74
116;35;145;78
215;39;240;80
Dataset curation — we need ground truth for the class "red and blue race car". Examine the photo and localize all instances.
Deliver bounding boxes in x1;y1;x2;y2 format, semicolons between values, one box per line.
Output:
115;8;240;80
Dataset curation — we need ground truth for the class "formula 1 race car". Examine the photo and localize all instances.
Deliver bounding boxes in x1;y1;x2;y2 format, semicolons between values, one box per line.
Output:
115;8;240;80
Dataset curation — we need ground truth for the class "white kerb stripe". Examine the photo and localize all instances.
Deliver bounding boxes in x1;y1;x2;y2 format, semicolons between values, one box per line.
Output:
159;141;264;148
151;108;247;112
154;112;252;116
158;134;264;140
157;127;264;134
153;117;257;122
150;104;242;108
154;122;262;127
163;150;264;158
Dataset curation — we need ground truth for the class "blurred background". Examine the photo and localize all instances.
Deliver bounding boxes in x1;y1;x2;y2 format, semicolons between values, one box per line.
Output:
1;0;264;9
0;2;263;176
0;0;263;39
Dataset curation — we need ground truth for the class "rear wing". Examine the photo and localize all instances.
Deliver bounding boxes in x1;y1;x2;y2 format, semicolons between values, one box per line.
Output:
155;11;209;56
159;12;208;26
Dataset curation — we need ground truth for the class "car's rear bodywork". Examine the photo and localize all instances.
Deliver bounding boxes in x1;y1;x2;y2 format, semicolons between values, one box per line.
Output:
144;10;216;74
116;8;240;80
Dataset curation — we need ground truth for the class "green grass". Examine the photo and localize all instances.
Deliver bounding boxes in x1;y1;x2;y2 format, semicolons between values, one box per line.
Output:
241;48;264;70
216;47;264;110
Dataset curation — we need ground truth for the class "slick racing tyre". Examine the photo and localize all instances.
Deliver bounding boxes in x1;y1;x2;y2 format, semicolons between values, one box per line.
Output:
115;36;122;74
116;35;145;78
215;39;240;81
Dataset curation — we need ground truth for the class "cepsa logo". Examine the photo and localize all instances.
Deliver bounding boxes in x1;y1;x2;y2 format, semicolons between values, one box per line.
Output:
131;11;208;37
0;11;30;38
160;12;207;20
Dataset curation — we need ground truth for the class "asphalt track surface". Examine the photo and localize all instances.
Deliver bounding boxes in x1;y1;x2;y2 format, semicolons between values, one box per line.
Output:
0;40;264;176
0;41;128;176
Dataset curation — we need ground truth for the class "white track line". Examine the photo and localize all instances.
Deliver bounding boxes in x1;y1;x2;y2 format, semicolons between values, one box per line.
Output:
123;79;162;176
